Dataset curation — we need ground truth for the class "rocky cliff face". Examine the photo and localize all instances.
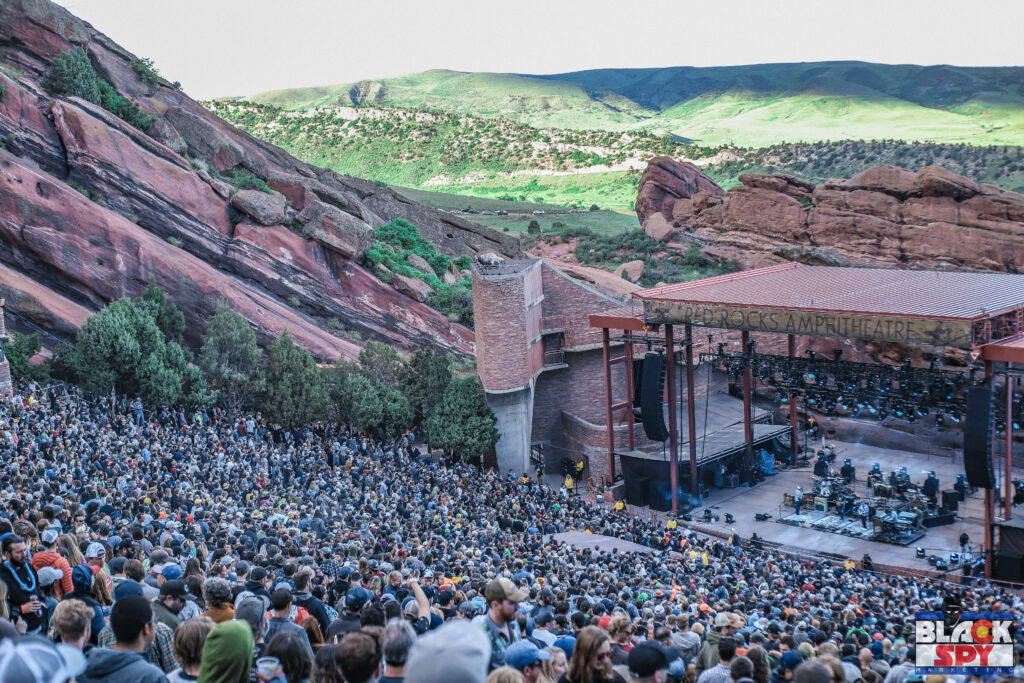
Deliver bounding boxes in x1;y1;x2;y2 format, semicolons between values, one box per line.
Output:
636;156;1024;272
0;0;519;358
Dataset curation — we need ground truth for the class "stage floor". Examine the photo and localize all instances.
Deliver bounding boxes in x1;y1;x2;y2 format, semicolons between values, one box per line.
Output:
687;439;1024;573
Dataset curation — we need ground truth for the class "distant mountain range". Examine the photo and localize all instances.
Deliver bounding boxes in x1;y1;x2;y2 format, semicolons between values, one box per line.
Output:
245;62;1024;147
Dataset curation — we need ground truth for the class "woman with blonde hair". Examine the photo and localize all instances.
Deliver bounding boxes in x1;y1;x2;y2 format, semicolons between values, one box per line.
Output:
558;626;626;683
541;646;568;683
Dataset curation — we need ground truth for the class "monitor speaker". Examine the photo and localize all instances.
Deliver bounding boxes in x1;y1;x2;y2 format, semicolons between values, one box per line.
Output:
964;386;995;489
640;352;669;441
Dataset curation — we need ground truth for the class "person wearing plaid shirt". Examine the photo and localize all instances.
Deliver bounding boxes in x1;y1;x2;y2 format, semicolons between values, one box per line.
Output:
319;549;342;582
98;618;178;673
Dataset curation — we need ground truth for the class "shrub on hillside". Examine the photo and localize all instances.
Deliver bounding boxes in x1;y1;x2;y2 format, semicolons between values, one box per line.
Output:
219;168;272;194
362;219;475;326
42;47;154;131
41;47;100;102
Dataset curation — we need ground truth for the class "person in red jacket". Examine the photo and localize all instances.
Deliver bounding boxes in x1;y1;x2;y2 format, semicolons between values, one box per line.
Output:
30;528;72;598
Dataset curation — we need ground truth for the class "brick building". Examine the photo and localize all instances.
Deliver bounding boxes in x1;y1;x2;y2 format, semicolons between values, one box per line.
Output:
473;258;718;477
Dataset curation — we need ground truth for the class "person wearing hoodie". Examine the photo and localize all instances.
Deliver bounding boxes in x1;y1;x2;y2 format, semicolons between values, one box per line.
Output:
62;563;106;645
196;619;257;683
79;594;169;683
30;527;73;598
694;613;740;678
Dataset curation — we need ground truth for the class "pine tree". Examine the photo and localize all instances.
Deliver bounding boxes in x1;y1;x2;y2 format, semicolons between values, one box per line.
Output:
399;348;452;428
262;330;328;428
199;300;264;419
426;376;498;462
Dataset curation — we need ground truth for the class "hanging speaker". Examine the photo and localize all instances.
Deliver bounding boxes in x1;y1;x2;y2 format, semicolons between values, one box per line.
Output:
963;386;994;489
632;358;644;412
640;352;669;441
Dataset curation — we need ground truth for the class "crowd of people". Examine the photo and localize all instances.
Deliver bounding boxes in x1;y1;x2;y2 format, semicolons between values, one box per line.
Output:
0;380;1021;683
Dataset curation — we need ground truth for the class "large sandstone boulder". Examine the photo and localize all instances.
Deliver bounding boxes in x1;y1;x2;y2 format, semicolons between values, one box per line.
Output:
635;157;724;223
406;253;434;276
298;199;374;258
392;274;433;302
643;213;676;242
636;156;1024;273
614;260;645;282
230;189;287;226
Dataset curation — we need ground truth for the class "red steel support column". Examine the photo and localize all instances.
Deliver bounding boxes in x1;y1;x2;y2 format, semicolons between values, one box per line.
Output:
666;324;679;513
624;331;635;452
986;359;994;578
685;324;699;500
788;334;799;458
1007;366;1014;520
602;328;615;482
742;331;754;478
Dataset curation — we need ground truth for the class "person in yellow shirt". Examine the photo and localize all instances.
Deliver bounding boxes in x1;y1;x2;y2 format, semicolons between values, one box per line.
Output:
613;500;625;512
667;519;677;530
565;475;574;492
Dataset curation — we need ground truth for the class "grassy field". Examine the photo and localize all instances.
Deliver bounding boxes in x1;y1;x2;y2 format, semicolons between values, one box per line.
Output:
393;187;579;213
394;187;639;237
430;170;640;211
652;93;1024;148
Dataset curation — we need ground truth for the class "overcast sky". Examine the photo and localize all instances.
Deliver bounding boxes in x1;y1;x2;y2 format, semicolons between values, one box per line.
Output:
57;0;1024;101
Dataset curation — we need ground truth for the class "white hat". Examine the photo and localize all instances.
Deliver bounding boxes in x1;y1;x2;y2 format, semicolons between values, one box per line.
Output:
85;542;105;559
41;528;59;545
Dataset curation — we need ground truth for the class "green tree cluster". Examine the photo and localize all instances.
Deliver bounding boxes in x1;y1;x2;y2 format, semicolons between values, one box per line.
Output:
45;289;497;461
324;343;496;460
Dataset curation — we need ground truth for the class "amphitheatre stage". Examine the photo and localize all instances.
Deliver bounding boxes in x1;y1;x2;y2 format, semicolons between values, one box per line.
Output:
589;264;1024;580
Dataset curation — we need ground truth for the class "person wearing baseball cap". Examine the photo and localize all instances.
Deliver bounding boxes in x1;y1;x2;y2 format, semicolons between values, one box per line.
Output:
0;635;87;683
152;579;189;631
628;640;675;683
505;640;551;683
482;577;527;671
30;527;72;598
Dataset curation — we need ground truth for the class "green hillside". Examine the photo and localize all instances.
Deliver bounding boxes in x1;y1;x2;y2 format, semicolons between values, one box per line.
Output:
211;100;1024;213
245;62;1024;148
207;101;720;209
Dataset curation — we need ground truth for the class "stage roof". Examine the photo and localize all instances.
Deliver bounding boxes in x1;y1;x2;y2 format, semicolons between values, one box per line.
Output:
627;264;1024;348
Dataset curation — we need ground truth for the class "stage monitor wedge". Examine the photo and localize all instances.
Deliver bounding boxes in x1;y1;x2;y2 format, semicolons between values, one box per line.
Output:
963;386;995;489
639;352;669;442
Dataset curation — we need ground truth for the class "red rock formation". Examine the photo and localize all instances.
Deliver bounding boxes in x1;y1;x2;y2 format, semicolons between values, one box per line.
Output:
0;0;520;358
636;158;1024;273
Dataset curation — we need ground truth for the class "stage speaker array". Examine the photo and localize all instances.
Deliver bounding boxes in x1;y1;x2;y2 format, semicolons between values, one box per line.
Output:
963;386;995;489
639;352;669;441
